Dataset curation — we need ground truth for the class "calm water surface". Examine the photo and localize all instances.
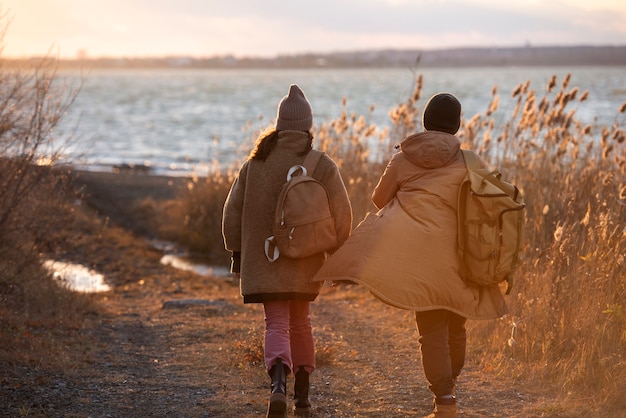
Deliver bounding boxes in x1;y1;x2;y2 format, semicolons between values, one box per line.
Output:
60;66;626;175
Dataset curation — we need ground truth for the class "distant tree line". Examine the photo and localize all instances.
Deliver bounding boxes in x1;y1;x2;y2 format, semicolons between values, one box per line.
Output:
4;45;626;70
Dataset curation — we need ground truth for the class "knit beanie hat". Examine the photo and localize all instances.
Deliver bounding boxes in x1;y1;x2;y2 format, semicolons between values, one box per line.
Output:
276;84;313;132
422;92;462;134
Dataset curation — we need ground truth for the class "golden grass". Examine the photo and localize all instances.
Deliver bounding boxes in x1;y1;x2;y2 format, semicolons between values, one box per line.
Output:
460;74;625;413
173;71;625;413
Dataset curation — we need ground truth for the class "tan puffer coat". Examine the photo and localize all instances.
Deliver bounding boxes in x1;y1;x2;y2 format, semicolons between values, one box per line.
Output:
222;131;353;303
314;131;508;319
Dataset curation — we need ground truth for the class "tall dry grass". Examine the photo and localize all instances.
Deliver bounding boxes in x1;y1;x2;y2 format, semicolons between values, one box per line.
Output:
175;71;625;414
461;74;626;414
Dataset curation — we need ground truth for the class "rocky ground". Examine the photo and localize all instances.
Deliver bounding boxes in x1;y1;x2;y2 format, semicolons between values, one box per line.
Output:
0;170;567;417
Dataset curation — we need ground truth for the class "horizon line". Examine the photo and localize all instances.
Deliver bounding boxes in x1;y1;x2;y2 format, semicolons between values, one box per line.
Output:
4;43;626;61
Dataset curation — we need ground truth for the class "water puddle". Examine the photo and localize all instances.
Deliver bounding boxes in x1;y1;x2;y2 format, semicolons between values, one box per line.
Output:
43;243;230;294
150;239;230;278
159;254;230;278
43;260;111;293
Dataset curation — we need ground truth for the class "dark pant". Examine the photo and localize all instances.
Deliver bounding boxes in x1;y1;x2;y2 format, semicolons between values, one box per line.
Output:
414;309;467;398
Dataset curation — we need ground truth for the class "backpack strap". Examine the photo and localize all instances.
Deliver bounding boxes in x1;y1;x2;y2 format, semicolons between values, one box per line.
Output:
458;149;475;255
301;150;324;178
460;149;482;172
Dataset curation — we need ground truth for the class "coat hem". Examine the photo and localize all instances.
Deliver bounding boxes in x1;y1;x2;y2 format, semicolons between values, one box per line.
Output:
243;292;318;304
315;276;507;320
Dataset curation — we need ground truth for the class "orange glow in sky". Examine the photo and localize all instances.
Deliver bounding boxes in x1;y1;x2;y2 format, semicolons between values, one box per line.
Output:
2;0;626;58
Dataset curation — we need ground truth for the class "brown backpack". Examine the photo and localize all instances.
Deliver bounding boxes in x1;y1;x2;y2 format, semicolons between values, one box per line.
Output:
457;150;525;294
264;150;338;262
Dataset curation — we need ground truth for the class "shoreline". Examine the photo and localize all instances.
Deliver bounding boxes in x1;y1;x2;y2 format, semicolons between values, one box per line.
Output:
71;168;191;239
72;168;190;202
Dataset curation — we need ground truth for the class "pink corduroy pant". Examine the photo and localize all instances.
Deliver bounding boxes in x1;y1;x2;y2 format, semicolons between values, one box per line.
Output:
263;300;316;375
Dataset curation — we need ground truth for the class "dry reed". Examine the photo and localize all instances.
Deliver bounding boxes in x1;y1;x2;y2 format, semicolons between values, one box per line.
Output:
174;71;624;415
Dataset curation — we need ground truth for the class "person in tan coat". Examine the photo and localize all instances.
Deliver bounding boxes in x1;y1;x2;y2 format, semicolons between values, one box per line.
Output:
314;93;508;417
222;84;352;418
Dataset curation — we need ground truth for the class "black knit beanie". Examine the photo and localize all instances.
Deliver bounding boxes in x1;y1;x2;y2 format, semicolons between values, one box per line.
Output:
422;93;462;134
276;84;313;132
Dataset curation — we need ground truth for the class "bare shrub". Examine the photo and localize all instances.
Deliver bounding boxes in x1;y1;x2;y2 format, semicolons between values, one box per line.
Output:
0;42;81;281
0;12;97;385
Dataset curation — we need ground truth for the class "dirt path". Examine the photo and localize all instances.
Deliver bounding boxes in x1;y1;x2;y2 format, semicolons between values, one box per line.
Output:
1;171;553;417
5;272;543;417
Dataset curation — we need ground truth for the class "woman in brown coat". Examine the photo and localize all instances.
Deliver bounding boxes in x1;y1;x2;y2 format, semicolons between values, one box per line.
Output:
222;84;352;417
315;93;508;417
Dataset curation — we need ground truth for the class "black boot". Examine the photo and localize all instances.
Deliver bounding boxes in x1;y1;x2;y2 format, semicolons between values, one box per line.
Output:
293;368;311;417
267;359;288;418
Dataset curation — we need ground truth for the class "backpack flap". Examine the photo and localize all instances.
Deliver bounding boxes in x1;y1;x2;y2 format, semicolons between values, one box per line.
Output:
278;176;333;226
274;174;336;258
264;150;338;261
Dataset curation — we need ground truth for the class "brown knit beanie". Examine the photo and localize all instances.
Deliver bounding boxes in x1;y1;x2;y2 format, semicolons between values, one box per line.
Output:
276;84;313;132
422;92;462;134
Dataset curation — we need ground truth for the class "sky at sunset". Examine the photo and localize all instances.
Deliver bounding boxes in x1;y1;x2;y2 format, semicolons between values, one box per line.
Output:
2;0;626;59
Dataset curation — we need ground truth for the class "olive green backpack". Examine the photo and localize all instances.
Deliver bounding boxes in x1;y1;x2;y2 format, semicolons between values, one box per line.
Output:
457;150;526;294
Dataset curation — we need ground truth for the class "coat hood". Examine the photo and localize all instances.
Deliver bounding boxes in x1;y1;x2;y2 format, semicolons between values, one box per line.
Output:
400;131;461;169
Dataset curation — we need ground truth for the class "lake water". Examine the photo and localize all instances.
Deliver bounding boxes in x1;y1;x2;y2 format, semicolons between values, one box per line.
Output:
59;66;626;176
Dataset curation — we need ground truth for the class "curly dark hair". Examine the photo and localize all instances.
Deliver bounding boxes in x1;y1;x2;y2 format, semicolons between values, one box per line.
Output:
249;128;313;161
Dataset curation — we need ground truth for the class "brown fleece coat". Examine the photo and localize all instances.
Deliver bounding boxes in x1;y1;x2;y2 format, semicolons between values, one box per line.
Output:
222;131;353;303
314;131;508;320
